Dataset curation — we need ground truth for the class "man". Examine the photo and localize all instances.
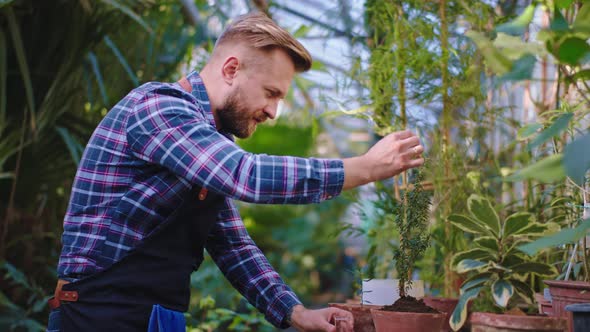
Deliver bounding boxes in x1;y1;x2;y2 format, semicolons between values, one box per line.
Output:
47;12;424;332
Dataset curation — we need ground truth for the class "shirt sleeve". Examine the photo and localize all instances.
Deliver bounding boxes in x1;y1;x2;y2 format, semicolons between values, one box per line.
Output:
126;92;344;204
205;198;301;328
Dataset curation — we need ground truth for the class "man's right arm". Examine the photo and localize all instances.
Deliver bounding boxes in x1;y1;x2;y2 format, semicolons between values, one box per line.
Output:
127;94;424;203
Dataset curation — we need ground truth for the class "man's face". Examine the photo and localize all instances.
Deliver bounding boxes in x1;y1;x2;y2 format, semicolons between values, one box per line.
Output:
216;48;295;138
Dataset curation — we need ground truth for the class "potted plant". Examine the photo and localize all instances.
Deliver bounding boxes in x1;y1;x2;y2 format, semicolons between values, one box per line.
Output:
448;194;568;332
369;170;447;332
329;267;380;332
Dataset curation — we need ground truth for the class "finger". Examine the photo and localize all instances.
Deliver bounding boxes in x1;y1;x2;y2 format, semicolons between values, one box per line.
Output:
406;157;425;168
320;320;336;332
391;130;414;140
399;136;421;150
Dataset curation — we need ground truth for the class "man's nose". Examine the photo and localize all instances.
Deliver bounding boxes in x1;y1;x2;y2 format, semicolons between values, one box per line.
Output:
264;101;278;120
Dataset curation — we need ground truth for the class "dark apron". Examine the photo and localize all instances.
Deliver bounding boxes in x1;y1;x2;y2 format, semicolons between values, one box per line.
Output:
57;187;223;331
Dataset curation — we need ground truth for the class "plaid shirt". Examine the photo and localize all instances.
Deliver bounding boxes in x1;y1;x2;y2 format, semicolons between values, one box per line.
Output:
57;71;344;327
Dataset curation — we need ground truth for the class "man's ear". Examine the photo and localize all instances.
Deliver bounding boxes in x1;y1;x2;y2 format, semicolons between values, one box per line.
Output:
221;56;239;85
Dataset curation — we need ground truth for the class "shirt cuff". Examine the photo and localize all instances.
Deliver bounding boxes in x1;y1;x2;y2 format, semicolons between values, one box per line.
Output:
319;159;344;202
266;291;302;329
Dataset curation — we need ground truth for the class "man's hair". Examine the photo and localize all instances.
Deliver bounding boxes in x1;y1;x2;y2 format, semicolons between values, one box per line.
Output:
215;12;312;72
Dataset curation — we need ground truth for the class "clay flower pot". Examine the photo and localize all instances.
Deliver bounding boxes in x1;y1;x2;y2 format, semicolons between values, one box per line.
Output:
423;296;459;332
469;312;567;332
545;280;590;332
535;292;554;316
329;303;380;332
370;309;446;332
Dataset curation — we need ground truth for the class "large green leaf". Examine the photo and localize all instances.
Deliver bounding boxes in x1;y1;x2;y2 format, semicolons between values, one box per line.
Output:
500;54;536;82
492;279;514;307
448;214;491;235
519;218;590;255
451;249;495;268
456;259;488;274
4;6;36;129
460;273;492;294
505;154;565;183
564;133;590;186
99;0;153;33
103;36;139;86
466;31;512;75
556;37;590;65
510;262;558;277
493;33;547;60
517;123;542;140
468;195;500;237
474;236;499;253
574;4;590;30
495;4;536;36
510;279;534;303
86;52;109;106
556;0;574;8
56;127;83;165
527;113;573;150
550;7;569;32
570;69;590;82
503;212;535;236
450;286;483;332
502;252;527;268
0;261;29;288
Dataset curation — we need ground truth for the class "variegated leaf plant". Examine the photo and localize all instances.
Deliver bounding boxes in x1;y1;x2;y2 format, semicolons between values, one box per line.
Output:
448;194;557;331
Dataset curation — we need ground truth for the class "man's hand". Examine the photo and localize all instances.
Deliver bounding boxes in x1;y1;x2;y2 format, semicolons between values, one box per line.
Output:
289;304;354;332
343;130;424;190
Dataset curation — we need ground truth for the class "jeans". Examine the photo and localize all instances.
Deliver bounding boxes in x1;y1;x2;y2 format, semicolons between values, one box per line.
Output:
46;308;61;332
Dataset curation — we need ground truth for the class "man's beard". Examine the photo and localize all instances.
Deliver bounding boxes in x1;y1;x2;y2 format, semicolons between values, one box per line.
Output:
216;89;257;139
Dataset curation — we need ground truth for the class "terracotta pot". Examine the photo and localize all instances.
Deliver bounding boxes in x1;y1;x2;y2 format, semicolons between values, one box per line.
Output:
329;303;380;332
535;292;554;316
470;312;567;332
423;296;459;332
545;280;590;332
370;309;445;332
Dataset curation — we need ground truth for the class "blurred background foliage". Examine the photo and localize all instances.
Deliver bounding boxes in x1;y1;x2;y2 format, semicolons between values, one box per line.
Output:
2;0;590;331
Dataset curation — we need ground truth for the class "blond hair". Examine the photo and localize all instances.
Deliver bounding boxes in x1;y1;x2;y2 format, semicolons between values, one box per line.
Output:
215;12;312;72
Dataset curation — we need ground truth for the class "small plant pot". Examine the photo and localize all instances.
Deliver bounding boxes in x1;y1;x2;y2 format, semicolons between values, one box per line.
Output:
544;280;590;332
565;303;590;332
423;296;459;332
469;312;568;332
370;309;445;332
535;292;554;316
329;303;380;332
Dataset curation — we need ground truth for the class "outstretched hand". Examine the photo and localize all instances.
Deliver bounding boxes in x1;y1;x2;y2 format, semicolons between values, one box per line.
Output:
289;305;354;332
343;130;425;190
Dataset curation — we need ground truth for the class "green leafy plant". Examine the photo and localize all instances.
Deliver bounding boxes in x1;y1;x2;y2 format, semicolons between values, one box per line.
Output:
448;195;558;331
390;169;432;298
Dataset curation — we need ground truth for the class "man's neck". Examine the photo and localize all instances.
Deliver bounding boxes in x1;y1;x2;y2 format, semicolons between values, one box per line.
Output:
198;66;221;130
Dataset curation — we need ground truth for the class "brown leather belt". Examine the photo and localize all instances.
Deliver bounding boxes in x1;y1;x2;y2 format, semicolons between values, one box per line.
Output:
48;279;78;309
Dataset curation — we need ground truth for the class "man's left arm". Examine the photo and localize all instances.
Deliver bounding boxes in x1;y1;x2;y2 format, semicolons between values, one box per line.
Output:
205;198;354;331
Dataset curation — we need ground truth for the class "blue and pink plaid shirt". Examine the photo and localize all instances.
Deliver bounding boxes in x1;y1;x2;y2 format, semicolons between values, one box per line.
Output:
57;71;344;327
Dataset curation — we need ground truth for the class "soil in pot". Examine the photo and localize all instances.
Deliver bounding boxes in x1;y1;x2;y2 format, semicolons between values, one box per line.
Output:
371;296;446;332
